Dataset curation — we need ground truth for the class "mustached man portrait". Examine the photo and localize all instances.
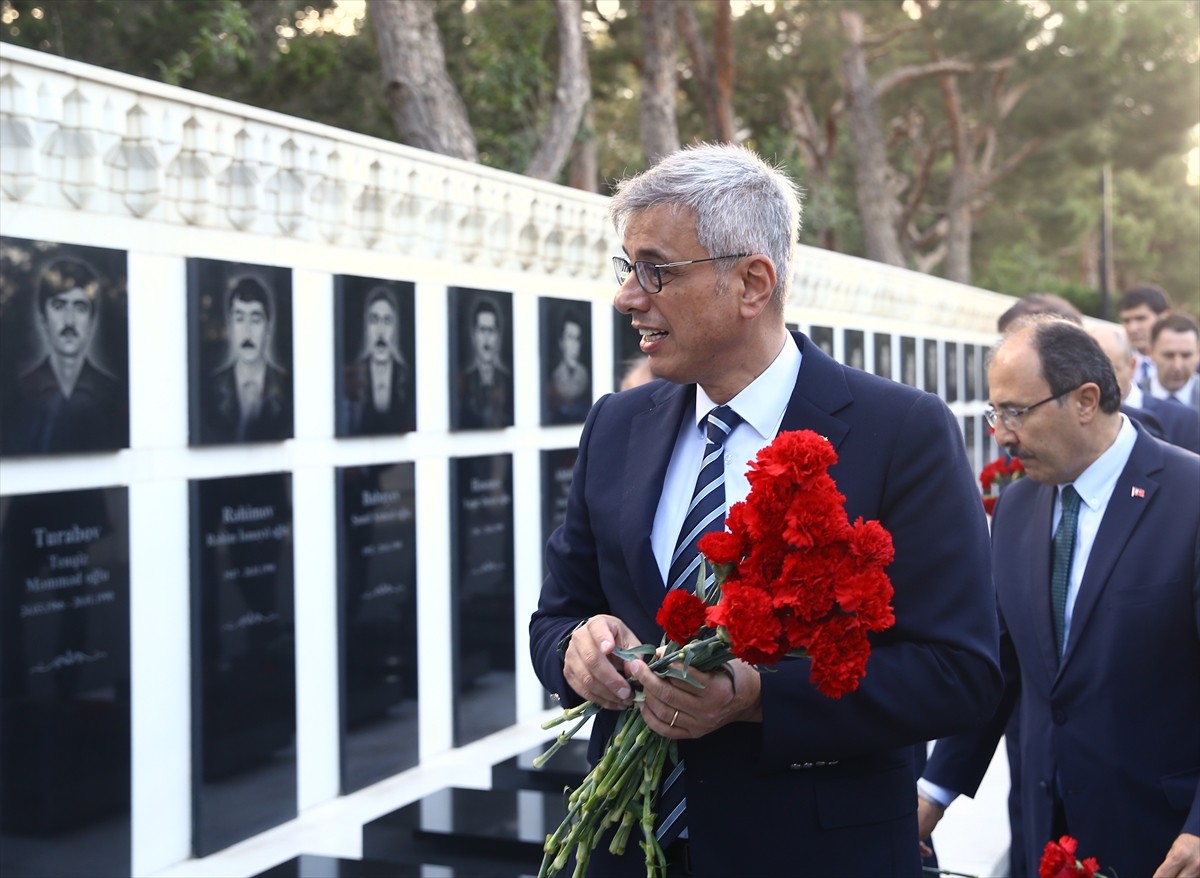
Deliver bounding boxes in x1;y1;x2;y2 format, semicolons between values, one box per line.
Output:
188;259;293;446
0;238;129;457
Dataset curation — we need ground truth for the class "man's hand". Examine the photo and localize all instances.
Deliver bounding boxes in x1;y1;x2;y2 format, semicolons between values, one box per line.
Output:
917;795;946;860
1153;832;1200;878
627;656;762;739
561;614;639;710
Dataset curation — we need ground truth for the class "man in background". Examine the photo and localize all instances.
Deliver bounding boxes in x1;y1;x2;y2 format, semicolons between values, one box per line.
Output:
918;316;1200;878
1117;284;1171;390
1146;312;1200;413
1091;323;1199;454
206;276;291;443
4;257;124;454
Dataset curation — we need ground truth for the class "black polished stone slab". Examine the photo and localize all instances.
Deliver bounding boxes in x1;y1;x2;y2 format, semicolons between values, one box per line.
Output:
539;297;592;426
187;258;294;446
362;787;563;872
336;463;420;794
540;448;576;553
334;276;417;438
449;455;515;747
491;740;590;794
250;853;536;878
0;238;130;457
0;487;131;877
190;473;296;856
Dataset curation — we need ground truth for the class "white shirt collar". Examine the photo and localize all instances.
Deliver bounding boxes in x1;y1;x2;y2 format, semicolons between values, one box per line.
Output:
693;333;801;441
1064;413;1137;514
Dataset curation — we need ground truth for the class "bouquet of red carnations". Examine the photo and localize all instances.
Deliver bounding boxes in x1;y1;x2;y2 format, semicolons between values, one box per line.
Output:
536;430;896;878
979;455;1025;515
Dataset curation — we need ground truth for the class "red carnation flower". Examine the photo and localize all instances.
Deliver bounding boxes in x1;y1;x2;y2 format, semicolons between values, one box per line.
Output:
657;590;708;645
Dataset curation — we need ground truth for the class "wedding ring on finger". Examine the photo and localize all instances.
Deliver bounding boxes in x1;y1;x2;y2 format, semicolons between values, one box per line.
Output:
670;709;679;728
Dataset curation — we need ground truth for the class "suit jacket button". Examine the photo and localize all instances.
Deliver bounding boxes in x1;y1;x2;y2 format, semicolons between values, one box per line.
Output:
1052;708;1067;725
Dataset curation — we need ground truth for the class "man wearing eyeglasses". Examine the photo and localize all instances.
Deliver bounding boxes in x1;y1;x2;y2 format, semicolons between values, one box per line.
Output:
918;316;1200;878
530;143;1002;877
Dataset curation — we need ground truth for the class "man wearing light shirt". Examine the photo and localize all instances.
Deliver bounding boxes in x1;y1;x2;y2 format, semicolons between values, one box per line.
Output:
917;316;1200;878
1147;312;1200;413
1117;284;1171;391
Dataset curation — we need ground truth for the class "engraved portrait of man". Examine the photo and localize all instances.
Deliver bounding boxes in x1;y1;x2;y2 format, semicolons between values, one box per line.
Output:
1;239;129;456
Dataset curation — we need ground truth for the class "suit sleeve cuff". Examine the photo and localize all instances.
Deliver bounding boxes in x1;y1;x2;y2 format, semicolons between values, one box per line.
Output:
917;777;958;809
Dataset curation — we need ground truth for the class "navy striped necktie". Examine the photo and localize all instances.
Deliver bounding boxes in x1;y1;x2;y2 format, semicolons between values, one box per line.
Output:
666;405;742;593
656;404;741;850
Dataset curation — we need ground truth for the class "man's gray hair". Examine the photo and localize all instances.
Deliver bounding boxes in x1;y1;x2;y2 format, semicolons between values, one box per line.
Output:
609;143;803;310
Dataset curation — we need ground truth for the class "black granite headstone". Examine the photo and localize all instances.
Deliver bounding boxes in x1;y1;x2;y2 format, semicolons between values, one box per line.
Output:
945;341;960;402
900;336;917;387
336;463;419;794
873;332;892;379
810;325;834;357
447;288;514;431
965;343;978;400
334;276;417;438
540;298;593;426
0;238;130;457
450;455;515;746
187;258;294;447
190;473;296;856
923;339;939;394
612;311;643;391
540;448;577;559
0;487;131;877
844;329;865;371
362;787;561;873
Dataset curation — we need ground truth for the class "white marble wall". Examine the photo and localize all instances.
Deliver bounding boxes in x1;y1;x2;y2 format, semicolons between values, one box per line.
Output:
0;43;1013;876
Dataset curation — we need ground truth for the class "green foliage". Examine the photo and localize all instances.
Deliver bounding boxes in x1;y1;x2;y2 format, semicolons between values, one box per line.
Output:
1;0;1195;308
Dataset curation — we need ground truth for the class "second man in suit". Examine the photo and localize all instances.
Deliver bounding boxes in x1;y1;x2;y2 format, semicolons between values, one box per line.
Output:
917;316;1200;878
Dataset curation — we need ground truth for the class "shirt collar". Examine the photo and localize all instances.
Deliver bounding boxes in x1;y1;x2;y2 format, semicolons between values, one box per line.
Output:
693;334;802;440
1065;413;1137;513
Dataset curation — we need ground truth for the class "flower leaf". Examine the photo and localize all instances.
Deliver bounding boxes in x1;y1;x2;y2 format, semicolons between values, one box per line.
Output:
613;644;657;661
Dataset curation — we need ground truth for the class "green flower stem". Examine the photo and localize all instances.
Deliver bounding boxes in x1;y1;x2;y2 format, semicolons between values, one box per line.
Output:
539;631;735;878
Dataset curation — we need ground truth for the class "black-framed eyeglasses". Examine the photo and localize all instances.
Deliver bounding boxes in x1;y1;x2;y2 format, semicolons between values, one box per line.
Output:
612;253;750;294
984;385;1081;431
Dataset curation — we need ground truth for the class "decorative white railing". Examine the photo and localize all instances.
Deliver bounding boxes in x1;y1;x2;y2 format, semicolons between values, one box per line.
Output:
0;42;1011;335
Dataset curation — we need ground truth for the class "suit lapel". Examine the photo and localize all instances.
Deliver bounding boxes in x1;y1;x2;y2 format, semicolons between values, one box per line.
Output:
1058;431;1163;674
621;382;689;618
780;333;852;451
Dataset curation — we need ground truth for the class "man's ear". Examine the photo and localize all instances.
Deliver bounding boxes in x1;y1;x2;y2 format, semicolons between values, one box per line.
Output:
738;255;777;318
1076;382;1101;421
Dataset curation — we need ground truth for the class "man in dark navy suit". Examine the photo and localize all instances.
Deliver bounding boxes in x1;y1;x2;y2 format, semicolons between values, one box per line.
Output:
530;143;1002;877
918;317;1200;878
1092;323;1200;455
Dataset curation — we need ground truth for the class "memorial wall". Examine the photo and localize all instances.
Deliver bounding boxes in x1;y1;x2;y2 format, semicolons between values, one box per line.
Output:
0;44;1011;876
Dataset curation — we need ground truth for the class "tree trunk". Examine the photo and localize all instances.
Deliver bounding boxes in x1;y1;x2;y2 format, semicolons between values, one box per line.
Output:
568;104;599;192
838;9;906;268
525;0;591;183
677;0;735;143
368;0;478;162
638;0;679;166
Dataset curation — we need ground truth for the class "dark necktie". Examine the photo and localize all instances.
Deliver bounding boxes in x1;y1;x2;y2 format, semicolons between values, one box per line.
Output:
666;405;742;593
1050;485;1082;657
657;405;741;849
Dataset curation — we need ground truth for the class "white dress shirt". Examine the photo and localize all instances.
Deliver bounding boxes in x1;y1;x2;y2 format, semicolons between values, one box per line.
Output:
651;335;801;585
